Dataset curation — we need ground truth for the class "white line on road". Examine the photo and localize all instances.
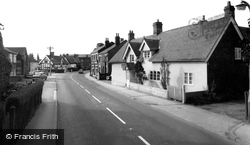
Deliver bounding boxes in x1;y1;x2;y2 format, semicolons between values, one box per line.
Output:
80;85;84;88
106;108;126;124
138;136;150;145
85;89;90;94
91;95;101;103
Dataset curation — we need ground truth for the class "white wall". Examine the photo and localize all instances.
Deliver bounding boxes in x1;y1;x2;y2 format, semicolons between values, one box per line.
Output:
111;64;126;86
169;62;208;93
125;48;136;63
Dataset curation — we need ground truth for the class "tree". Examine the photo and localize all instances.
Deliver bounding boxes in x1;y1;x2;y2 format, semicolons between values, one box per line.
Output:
160;57;170;90
134;54;145;85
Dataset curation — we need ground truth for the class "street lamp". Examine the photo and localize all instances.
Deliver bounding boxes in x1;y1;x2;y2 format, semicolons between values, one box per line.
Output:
236;0;250;120
0;23;4;30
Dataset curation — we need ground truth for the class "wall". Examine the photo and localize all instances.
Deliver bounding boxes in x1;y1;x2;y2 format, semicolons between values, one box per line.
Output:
207;23;248;99
169;62;208;93
142;60;162;88
111;64;126;86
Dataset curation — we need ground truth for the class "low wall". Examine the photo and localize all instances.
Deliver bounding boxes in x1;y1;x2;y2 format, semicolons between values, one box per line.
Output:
129;82;168;99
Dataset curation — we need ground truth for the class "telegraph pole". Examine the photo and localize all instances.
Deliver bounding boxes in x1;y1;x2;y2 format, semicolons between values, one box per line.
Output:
47;46;54;76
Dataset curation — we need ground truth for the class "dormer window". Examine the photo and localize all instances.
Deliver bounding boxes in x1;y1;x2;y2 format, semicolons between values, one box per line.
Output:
143;51;150;59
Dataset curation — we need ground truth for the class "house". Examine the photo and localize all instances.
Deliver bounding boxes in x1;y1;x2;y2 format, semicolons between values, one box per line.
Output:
78;54;91;70
110;2;249;101
3;47;18;76
98;33;127;80
109;30;142;86
28;53;39;72
90;39;114;77
5;47;28;77
38;52;68;73
63;54;81;71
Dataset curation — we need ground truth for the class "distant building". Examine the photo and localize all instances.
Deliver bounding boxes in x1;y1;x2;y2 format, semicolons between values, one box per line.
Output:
78;54;90;70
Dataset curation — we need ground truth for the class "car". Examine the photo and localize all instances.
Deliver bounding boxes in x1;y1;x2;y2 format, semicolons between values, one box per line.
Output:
32;71;47;80
78;69;83;74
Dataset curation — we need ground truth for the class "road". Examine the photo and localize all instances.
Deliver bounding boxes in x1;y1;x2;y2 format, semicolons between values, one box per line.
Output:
57;72;236;145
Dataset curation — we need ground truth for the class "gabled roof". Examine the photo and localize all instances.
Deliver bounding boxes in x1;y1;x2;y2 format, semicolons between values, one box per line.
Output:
64;55;80;64
129;41;141;56
40;55;68;65
140;38;160;51
239;26;250;40
109;38;142;63
78;54;90;58
149;17;243;62
3;47;18;55
5;47;27;56
100;40;127;55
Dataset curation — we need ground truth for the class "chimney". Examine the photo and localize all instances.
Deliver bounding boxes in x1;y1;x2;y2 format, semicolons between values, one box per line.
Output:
224;1;235;19
37;53;39;61
105;38;109;48
115;33;120;45
50;52;54;58
153;19;163;35
128;30;135;41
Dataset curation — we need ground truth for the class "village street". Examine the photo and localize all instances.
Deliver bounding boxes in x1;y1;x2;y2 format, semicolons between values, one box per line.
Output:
56;72;236;145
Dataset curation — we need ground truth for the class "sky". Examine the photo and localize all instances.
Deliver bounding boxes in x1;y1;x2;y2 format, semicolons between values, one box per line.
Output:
0;0;249;59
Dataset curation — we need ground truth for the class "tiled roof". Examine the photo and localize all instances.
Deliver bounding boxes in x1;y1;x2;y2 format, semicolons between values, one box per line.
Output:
3;47;18;54
46;55;68;65
149;17;231;62
5;47;27;55
144;38;160;51
109;38;142;63
100;40;127;54
78;54;90;58
129;41;141;57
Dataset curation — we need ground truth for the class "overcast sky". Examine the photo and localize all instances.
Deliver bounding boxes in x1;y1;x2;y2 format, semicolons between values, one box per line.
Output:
0;0;249;58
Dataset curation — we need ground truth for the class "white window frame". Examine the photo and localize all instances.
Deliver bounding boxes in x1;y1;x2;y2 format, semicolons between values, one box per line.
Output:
235;47;241;60
143;51;150;59
129;54;134;62
184;72;194;86
150;71;160;80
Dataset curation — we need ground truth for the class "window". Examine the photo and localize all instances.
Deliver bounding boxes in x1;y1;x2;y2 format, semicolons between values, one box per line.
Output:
235;47;241;60
150;71;160;80
143;51;150;59
129;54;134;62
184;72;193;85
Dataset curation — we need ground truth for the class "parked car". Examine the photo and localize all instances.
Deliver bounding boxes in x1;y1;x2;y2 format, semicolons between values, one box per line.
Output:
33;71;47;80
78;69;83;74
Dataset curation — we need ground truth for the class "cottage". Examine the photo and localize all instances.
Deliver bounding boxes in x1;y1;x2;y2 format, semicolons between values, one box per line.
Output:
110;2;249;101
63;54;81;71
38;52;68;73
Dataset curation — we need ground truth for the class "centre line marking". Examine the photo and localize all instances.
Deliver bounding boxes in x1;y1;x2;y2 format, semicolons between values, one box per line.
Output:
92;95;101;103
85;89;90;94
138;136;150;145
106;108;126;124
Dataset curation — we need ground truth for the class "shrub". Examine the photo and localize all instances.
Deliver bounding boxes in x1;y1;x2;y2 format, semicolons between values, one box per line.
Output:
5;80;44;129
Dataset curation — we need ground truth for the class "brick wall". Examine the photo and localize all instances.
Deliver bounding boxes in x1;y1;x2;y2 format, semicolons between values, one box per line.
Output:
0;32;11;100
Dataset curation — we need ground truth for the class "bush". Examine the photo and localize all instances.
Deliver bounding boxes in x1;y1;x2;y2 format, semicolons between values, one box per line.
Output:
0;101;4;128
5;80;44;129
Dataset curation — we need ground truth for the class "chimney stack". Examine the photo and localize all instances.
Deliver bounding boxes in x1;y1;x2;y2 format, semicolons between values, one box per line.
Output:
224;1;235;19
115;33;120;45
50;52;54;58
153;19;163;35
128;30;135;41
105;38;109;48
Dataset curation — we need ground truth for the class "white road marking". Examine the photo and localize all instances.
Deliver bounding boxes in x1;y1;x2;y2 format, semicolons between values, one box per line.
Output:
85;89;90;94
80;85;84;88
138;136;150;145
106;108;126;124
91;95;101;103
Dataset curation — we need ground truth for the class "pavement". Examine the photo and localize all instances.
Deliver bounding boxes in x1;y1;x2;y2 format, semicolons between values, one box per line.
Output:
22;72;250;145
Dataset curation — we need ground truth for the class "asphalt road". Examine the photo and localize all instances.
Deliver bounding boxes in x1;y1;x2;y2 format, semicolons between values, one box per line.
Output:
57;72;236;145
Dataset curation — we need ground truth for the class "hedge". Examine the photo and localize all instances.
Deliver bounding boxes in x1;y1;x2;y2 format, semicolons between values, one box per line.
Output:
5;80;44;129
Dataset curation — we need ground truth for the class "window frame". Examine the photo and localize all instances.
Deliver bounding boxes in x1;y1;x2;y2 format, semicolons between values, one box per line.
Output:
149;71;161;80
184;72;194;86
235;47;241;60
